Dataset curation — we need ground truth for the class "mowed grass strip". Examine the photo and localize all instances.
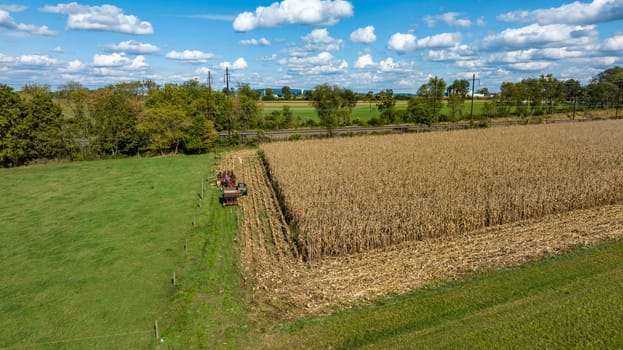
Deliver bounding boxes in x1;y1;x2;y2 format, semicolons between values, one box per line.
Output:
261;241;623;349
0;155;212;349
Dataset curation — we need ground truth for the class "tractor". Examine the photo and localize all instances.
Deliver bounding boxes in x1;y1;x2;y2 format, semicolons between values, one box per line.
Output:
217;170;247;206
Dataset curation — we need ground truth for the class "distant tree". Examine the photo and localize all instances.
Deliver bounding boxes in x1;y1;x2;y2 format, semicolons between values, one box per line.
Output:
477;87;490;97
339;88;357;125
282;86;292;100
265;87;274;99
417;77;446;122
375;89;397;123
311;84;341;134
365;91;375;113
447;79;470;121
406;96;435;125
563;79;583;102
586;66;623;107
235;83;262;129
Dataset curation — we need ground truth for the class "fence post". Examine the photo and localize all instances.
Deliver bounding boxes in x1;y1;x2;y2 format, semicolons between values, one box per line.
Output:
154;320;159;339
172;272;176;286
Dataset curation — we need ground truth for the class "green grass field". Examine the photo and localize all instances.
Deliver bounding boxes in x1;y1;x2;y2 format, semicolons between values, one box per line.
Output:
2;154;622;349
0;155;214;349
262;100;489;125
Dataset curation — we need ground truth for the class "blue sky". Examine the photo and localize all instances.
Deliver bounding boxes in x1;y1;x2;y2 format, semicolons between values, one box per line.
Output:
1;0;622;92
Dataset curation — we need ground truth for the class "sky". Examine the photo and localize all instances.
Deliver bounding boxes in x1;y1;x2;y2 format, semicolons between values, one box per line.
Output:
1;0;622;93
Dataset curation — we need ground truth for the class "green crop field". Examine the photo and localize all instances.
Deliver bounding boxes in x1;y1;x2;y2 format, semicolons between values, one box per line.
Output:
2;151;622;349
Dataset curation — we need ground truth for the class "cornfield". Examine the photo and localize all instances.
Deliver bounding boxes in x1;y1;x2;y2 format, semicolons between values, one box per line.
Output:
260;120;623;260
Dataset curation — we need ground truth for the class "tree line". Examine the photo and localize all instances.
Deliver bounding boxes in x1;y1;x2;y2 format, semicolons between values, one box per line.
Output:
1;66;621;167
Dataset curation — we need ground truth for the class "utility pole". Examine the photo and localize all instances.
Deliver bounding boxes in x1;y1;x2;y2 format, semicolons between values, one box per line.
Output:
470;73;481;119
207;70;213;91
224;67;230;95
616;80;622;119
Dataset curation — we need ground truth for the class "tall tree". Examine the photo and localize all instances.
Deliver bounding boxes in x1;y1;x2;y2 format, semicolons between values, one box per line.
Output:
137;105;191;154
0;84;27;166
311;84;341;134
22;86;65;160
375;89;397;123
417;77;446;122
282;86;292;100
90;87;142;157
447;79;470;121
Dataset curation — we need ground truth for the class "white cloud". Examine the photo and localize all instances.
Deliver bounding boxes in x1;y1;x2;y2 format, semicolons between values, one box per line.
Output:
41;2;153;35
387;32;417;52
498;0;623;25
105;40;160;54
93;53;131;67
18;54;58;66
0;9;56;35
220;57;248;70
240;37;271;46
427;44;476;62
354;53;375;68
508;61;554;71
66;59;86;71
0;5;27;12
165;50;214;63
379;57;397;72
423;12;478;28
52;46;63;53
602;34;623;51
481;23;598;50
377;57;415;73
350;25;376;44
128;55;148;69
303;28;343;51
279;51;348;75
417;32;462;48
233;0;353;32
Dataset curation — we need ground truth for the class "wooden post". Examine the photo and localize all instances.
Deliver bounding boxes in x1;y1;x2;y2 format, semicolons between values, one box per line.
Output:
154;320;159;339
172;272;176;286
192;215;196;227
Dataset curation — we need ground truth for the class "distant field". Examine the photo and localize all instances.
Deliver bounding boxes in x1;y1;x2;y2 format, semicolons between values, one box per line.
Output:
0;155;214;349
261;100;488;124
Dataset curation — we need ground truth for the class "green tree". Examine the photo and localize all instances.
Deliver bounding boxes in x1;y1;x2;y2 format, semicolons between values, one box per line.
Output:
23;86;65;160
235;83;261;129
90;87;142;157
375;89;397;124
0;84;27;166
447;79;470;121
417;77;446;122
477;87;490;97
339;88;357;125
282;86;292;100
406;96;435;125
311;84;342;134
137;105;191;154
